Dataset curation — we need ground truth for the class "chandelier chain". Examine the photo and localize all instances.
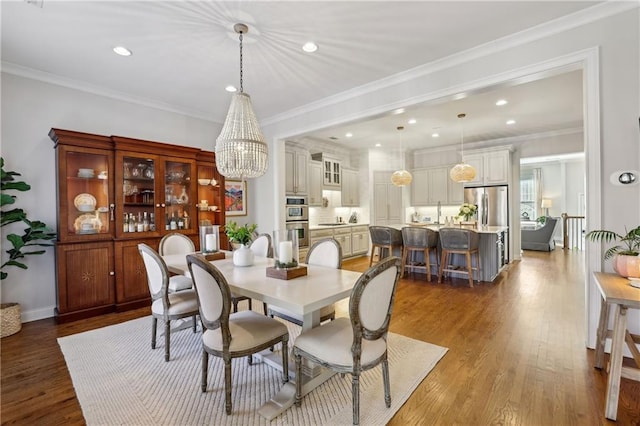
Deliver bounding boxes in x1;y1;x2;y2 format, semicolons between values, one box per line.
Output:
239;32;244;93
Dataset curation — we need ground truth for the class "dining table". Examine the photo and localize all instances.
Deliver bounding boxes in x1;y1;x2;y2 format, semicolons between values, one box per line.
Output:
162;252;363;420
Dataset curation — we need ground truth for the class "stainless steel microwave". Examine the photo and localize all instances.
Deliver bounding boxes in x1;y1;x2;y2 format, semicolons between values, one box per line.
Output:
286;203;308;222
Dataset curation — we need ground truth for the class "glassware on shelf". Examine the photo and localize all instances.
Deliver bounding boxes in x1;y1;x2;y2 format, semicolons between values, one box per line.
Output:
144;164;154;179
123;162;132;179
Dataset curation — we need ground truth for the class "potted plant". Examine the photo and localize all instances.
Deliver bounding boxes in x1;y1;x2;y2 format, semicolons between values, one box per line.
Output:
457;203;478;223
1;158;56;337
586;225;640;279
225;221;257;267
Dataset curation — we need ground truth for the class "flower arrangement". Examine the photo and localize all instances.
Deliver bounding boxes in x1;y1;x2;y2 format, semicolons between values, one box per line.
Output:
224;221;257;246
457;203;477;222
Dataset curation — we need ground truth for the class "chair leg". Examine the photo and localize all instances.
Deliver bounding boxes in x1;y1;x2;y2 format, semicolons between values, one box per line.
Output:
247;355;253;365
192;315;197;333
424;248;431;282
248;299;252;311
164;320;170;362
382;357;391;408
224;355;232;415
438;250;447;283
400;247;408;277
201;350;208;392
232;299;238;313
262;302;268;316
352;373;360;425
294;350;303;407
369;246;376;266
282;336;289;383
465;251;474;288
151;317;157;349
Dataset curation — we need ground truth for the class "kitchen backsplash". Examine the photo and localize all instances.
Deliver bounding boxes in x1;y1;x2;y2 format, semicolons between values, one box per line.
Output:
309;190;363;226
406;205;460;223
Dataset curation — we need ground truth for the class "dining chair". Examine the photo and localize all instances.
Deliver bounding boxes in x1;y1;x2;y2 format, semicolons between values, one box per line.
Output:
437;228;480;288
293;256;402;425
158;232;195;292
249;233;272;315
268;237;342;325
186;253;289;415
368;226;403;266
401;226;439;281
138;243;199;362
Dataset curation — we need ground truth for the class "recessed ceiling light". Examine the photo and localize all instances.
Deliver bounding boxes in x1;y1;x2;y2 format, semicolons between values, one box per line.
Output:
432;133;440;138
408;118;417;124
496;99;508;106
225;85;237;93
345;132;353;138
113;46;132;56
392;108;405;115
375;143;381;147
506;119;516;125
302;42;318;53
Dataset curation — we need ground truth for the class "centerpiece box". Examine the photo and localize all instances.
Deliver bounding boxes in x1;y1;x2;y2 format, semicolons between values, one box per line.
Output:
202;251;225;261
266;265;308;280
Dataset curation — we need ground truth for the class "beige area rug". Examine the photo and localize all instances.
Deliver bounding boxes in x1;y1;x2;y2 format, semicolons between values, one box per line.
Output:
58;313;447;425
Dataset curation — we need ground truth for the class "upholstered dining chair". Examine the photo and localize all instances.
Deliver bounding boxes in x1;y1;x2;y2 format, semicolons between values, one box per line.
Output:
368;226;403;266
248;233;272;315
269;237;342;325
138;243;199;362
293;256;401;425
158;232;195;292
186;253;289;415
401;226;439;281
438;228;480;288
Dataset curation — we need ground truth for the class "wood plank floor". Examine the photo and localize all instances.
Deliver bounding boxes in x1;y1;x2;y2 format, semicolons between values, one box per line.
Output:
2;249;639;425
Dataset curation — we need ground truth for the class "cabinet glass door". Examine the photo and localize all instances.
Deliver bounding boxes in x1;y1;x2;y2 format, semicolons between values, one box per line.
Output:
164;160;193;231
65;150;112;238
122;156;156;233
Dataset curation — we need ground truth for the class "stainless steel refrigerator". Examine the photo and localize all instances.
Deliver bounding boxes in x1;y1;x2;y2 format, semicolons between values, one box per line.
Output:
464;185;509;227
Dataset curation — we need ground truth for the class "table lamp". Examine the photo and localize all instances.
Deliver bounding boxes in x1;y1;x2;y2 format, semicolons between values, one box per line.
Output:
541;199;552;217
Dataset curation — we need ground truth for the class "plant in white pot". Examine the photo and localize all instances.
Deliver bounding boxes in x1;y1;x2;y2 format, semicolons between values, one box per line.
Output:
586;225;640;279
225;221;257;267
1;158;56;337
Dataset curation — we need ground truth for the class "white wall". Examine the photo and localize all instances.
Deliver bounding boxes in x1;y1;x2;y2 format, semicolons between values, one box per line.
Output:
0;73;221;320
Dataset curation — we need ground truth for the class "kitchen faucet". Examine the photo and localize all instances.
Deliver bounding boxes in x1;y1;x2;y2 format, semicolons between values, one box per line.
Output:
436;201;441;224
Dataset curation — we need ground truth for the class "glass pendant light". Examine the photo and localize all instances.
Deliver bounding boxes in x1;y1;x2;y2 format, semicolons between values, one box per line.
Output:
391;126;412;187
215;23;268;180
450;113;476;183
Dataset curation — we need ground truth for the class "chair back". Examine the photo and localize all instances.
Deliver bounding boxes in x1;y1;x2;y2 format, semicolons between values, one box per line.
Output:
350;256;401;344
250;233;272;258
401;226;438;248
138;243;170;305
369;226;403;246
186;254;232;335
305;238;342;268
439;228;479;250
159;233;195;256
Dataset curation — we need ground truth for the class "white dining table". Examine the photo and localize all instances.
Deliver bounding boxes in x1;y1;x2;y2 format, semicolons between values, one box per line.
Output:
161;252;363;419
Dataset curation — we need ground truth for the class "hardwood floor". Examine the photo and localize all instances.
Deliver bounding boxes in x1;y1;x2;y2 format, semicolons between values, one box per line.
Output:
2;250;639;425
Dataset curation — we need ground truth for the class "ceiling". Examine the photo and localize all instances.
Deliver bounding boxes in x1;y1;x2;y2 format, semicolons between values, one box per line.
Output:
2;1;598;150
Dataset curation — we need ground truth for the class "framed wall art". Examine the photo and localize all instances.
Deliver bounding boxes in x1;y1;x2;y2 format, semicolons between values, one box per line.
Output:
224;180;247;216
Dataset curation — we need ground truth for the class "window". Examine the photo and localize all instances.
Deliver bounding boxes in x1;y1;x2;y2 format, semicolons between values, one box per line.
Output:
520;168;541;221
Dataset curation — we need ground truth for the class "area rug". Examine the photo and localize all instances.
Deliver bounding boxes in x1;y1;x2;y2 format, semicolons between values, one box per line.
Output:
58;315;447;425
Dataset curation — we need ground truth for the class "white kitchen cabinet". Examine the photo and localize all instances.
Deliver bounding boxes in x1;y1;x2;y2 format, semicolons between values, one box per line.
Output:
341;168;359;207
309;228;334;249
463;149;510;186
333;227;352;257
311;153;341;187
374;172;402;225
285;147;308;195
351;225;369;255
411;166;461;205
308;161;323;206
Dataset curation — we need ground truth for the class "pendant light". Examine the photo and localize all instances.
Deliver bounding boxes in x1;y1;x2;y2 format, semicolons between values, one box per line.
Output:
449;113;476;183
215;23;268;180
391;126;412;187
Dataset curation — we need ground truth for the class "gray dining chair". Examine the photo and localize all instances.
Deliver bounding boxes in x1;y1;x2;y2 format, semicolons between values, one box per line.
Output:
138;243;199;362
269;237;342;325
369;226;403;266
401;226;439;281
437;228;480;288
249;233;272;315
293;256;402;425
158;232;195;292
186;253;289;415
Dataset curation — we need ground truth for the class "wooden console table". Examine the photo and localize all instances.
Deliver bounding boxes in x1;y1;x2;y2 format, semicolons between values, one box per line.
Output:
593;272;640;420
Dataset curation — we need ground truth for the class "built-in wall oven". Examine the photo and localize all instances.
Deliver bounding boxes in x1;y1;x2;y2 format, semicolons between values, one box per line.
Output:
285;196;309;247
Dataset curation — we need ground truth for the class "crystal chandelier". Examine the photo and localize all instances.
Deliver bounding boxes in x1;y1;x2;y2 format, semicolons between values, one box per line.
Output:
215;23;268;180
391;126;412;187
450;113;476;183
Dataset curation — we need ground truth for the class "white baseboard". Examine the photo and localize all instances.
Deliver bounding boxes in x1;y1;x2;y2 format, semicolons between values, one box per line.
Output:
22;306;55;323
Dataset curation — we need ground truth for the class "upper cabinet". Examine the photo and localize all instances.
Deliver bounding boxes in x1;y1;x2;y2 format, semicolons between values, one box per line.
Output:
411;166;462;206
285;147;308;195
463;148;511;187
341;168;359;207
308;161;323;206
311;153;341;187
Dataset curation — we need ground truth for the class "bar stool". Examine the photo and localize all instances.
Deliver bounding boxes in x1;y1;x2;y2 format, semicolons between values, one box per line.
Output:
438;228;480;288
368;226;403;266
401;227;439;281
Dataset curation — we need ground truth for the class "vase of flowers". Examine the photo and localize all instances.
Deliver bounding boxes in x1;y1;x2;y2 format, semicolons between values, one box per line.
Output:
225;221;257;267
457;203;477;222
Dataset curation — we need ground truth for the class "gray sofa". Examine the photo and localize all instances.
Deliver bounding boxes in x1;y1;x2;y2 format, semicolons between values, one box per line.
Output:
521;217;559;251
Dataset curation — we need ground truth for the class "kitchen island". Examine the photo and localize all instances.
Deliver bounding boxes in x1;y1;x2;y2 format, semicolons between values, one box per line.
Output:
392;223;509;283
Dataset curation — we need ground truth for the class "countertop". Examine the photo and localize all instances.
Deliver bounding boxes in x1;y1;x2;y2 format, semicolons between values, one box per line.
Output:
391;223;509;234
310;223;369;231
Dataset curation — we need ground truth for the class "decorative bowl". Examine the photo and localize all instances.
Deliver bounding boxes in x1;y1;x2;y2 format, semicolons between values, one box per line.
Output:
198;178;210;186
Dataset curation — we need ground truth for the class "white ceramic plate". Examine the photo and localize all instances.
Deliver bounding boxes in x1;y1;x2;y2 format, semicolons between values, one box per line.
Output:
74;193;96;211
74;213;102;233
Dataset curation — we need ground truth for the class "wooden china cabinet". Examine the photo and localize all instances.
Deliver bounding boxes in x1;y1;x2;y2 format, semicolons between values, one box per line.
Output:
50;129;225;322
196;151;229;250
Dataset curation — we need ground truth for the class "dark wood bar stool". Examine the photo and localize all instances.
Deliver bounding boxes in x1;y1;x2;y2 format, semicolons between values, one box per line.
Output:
401;226;439;281
368;226;403;266
438;228;480;288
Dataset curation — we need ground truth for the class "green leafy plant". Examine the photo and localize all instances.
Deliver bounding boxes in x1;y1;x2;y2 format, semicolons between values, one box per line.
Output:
1;157;56;280
224;221;257;246
586;225;640;260
537;216;547;225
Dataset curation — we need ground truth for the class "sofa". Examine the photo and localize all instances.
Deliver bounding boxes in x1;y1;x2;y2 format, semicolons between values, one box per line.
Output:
521;217;559;251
